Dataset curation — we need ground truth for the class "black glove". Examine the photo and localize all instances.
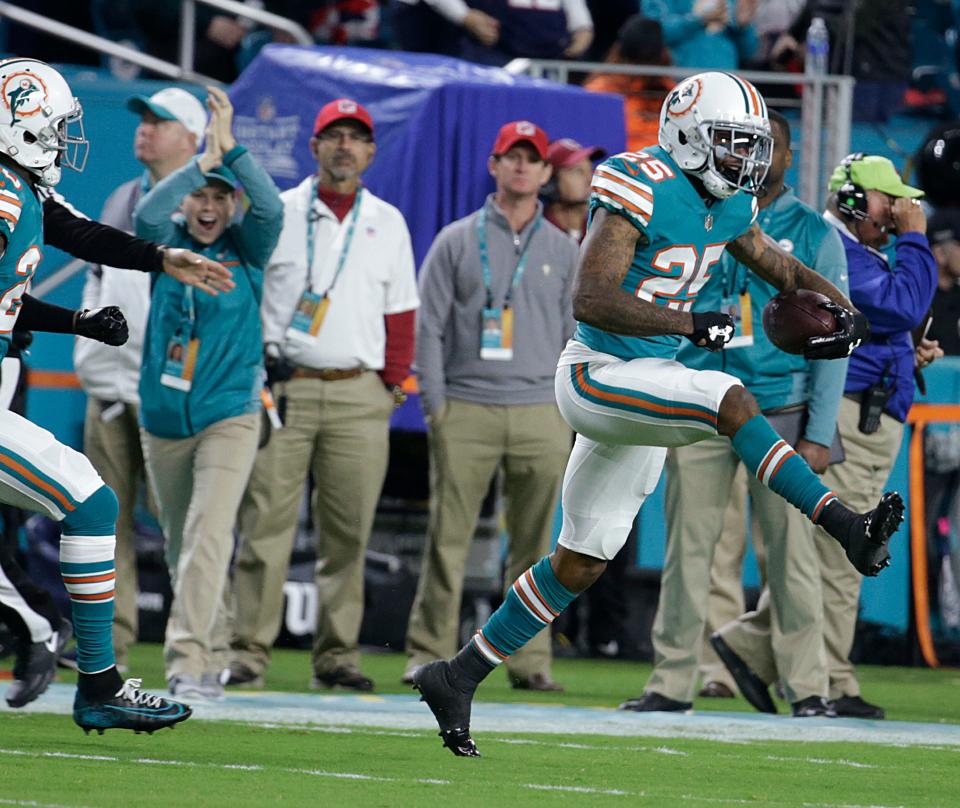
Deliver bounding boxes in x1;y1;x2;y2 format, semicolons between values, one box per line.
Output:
74;306;129;346
687;311;735;352
803;303;870;360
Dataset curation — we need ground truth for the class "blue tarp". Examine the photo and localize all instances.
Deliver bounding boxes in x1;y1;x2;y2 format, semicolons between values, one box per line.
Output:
229;45;626;266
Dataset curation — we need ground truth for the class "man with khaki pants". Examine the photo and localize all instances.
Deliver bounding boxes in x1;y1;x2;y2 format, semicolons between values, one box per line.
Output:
713;155;939;719
228;99;419;691
403;120;578;691
75;87;206;669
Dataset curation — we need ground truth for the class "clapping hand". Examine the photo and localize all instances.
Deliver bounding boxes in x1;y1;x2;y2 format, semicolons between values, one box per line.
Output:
197;85;237;173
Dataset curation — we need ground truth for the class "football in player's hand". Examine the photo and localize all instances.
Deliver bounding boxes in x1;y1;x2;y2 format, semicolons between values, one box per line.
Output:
762;289;838;355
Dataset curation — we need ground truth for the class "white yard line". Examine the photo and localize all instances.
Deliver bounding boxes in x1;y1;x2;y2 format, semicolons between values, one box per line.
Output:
0;800;98;808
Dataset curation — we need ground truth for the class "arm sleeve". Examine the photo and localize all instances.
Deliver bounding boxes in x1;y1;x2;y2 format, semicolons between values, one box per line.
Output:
227;147;285;268
642;0;705;46
380;309;416;388
847;234;939;334
589;160;654;237
803;229;849;447
42;196;164;272
17;294;76;334
421;0;470;24
415;229;457;417
133;157;206;243
562;0;593;31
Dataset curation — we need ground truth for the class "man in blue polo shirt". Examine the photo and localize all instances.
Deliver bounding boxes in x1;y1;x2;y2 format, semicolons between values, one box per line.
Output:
638;111;849;717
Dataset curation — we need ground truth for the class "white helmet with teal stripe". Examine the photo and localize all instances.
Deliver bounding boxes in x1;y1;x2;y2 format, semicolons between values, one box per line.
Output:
0;58;88;187
659;71;772;200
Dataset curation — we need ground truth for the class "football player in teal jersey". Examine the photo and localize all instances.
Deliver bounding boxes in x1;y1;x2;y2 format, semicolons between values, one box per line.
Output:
414;72;905;757
0;58;227;732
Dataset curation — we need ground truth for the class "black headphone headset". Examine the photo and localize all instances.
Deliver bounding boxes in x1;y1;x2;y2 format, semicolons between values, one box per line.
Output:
836;152;868;220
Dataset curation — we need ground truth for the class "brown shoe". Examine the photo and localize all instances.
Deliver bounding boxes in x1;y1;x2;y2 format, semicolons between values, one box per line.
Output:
698;681;735;699
311;666;375;692
509;672;564;693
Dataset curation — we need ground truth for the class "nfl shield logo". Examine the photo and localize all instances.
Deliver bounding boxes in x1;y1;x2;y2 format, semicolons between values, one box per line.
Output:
704;214;714;232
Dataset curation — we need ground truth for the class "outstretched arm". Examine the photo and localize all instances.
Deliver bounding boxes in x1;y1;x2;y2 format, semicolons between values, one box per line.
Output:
728;222;855;310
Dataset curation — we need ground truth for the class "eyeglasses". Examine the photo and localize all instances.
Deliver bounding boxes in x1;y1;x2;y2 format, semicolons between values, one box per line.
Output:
316;129;372;144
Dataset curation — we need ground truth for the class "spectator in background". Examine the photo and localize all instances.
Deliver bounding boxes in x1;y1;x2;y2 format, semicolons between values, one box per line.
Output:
771;0;912;123
639;112;847;716
921;209;960;631
928;209;960;355
403;121;578;692
543;138;607;242
713;155;938;720
227;99;418;693
584;15;674;153
583;0;644;63
444;0;595;66
74;87;206;674
391;0;501;56
134;87;284;701
92;0;252;81
643;0;759;70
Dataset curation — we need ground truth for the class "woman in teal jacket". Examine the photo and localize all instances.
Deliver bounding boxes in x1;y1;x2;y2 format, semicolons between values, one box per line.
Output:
134;86;283;701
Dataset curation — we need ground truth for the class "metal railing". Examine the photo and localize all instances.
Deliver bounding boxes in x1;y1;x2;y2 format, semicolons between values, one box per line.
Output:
0;0;311;85
506;60;855;212
0;1;214;83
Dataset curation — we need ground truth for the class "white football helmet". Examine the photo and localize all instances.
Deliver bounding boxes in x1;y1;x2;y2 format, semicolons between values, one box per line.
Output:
659;71;772;199
0;58;88;187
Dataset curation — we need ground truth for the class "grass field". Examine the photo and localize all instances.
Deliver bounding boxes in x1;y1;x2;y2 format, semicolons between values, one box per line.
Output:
2;644;959;808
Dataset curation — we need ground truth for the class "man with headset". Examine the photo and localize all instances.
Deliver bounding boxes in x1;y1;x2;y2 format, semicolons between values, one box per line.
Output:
712;153;938;719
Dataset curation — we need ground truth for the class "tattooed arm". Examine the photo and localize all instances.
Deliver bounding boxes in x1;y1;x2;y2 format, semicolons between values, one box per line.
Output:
573;209;696;337
728;223;855;311
730;223;869;359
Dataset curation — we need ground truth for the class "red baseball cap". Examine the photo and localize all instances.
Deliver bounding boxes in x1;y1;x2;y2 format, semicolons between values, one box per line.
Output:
547;138;607;169
492;120;549;160
313;98;374;137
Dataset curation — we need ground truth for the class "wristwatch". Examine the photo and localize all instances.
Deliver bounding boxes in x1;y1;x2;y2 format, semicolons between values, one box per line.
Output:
390;385;407;408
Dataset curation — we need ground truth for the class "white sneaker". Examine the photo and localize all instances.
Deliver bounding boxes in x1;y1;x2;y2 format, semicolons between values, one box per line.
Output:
169;674;208;702
200;673;225;700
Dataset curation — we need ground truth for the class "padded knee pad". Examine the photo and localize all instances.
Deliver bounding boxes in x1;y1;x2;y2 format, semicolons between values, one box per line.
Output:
61;484;119;537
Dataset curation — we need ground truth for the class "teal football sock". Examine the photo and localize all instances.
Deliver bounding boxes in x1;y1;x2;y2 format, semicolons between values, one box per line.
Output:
731;414;837;522
452;556;577;687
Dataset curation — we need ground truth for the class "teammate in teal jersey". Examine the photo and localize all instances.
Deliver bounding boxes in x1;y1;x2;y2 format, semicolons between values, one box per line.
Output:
0;58;228;732
414;71;905;757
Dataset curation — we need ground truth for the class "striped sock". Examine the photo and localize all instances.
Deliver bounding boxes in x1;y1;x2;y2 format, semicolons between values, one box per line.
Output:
60;486;118;674
731;414;837;522
470;556;577;668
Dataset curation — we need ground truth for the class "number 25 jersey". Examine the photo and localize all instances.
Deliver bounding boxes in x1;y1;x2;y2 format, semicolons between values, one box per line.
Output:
0;165;42;358
574;145;757;361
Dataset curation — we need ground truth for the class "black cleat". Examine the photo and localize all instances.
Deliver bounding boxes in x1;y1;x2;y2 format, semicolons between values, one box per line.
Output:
710;633;777;714
73;677;192;734
829;694;885;720
412;661;480;757
791;696;836;718
618;691;691;712
5;620;72;708
843;492;905;577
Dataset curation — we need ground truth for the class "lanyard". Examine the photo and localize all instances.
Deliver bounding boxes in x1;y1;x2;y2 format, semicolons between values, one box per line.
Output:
477;206;541;309
306;181;363;295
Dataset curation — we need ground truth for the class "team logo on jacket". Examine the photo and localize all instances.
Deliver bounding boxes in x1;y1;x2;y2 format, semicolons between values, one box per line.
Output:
2;71;47;124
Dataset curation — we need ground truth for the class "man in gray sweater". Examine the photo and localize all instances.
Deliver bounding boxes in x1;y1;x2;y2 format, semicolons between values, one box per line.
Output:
404;120;579;691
